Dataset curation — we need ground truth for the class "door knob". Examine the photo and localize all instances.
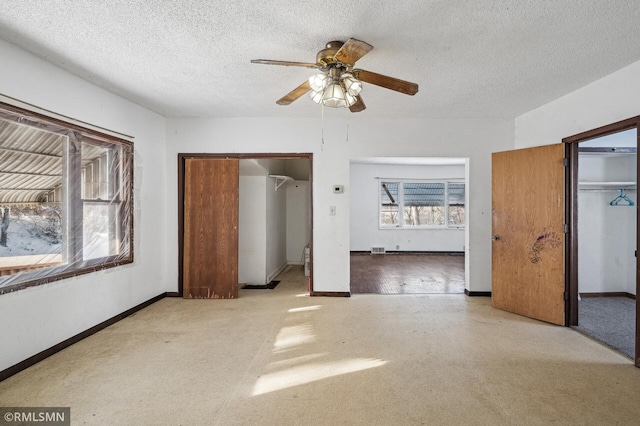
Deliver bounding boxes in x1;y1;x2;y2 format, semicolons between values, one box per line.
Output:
492;235;500;241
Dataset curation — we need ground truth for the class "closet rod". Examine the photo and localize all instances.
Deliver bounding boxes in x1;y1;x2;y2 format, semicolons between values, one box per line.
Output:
579;188;637;192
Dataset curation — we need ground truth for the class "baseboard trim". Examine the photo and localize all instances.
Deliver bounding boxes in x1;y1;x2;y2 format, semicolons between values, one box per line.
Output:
580;292;636;300
267;262;288;284
465;289;492;297
351;251;464;255
165;291;181;298
0;292;167;383
310;291;351;297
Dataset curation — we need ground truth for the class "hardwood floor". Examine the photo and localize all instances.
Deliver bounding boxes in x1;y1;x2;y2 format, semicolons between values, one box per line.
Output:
350;252;465;294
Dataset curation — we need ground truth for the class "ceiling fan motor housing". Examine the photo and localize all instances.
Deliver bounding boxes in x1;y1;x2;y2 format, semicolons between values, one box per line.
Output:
316;41;344;68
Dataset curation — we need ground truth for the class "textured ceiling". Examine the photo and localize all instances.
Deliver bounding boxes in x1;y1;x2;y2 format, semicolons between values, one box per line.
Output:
1;1;639;118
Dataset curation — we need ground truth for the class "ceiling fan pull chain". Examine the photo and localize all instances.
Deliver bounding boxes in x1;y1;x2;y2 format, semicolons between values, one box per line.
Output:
321;102;325;150
346;107;350;142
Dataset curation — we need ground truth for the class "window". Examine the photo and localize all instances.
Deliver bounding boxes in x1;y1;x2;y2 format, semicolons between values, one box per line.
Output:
380;182;399;226
0;102;133;294
403;182;445;226
447;183;465;227
380;180;465;229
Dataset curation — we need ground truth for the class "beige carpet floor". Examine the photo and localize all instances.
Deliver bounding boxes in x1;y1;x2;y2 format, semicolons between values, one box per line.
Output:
1;265;639;425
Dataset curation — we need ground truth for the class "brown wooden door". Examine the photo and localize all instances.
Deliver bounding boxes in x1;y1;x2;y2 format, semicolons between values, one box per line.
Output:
183;158;239;299
492;144;565;325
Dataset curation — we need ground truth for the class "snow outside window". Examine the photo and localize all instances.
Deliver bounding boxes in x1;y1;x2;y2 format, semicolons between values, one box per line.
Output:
0;102;133;294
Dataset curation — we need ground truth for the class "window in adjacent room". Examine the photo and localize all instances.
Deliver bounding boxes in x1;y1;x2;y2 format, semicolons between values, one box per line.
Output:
379;180;465;229
380;181;399;227
447;182;465;227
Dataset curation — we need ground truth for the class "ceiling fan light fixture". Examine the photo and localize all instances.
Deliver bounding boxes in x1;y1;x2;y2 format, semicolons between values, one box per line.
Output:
341;73;362;97
309;79;357;107
321;82;349;108
309;89;324;104
344;90;358;107
308;73;329;92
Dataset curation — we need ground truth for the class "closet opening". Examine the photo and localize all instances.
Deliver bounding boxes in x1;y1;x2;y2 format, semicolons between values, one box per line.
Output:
565;119;639;364
177;153;313;298
238;158;311;291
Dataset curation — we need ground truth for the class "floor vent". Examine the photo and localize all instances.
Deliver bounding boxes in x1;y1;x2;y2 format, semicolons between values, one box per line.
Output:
371;247;386;254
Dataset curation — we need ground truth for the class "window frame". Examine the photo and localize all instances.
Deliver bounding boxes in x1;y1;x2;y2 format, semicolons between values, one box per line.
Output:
0;102;134;295
378;179;465;230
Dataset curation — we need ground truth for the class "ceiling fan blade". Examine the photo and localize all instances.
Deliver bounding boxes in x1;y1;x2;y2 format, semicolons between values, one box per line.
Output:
349;95;366;113
334;38;374;65
276;80;312;105
251;59;318;69
353;69;419;95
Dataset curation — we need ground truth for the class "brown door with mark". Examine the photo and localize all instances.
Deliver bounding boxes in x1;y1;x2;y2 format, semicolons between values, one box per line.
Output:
492;144;565;325
183;158;239;299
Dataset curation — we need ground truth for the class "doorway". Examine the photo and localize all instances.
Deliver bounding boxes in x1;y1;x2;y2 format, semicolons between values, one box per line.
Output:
238;158;311;288
349;157;468;294
567;126;637;360
178;153;313;298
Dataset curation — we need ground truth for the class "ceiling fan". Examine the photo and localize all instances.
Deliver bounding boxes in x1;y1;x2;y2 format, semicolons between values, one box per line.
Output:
251;38;419;112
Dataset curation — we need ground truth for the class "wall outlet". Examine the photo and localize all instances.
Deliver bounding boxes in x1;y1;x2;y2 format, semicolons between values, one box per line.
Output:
396;245;400;250
333;185;344;193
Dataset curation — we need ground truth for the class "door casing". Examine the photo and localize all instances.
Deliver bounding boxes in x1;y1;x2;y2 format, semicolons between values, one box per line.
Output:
563;116;640;367
177;153;314;297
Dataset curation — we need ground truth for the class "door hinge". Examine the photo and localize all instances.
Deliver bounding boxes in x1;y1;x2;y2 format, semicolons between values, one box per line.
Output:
563;157;570;167
563;224;569;233
564;292;569;301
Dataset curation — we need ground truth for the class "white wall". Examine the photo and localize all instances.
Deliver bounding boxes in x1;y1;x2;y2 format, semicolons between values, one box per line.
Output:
165;116;513;293
239;176;266;285
286;181;310;265
515;59;640;148
578;155;636;295
0;40;167;372
350;163;465;252
265;177;287;282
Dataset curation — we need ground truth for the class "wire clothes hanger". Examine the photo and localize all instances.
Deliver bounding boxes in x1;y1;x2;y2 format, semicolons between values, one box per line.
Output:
609;189;635;206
